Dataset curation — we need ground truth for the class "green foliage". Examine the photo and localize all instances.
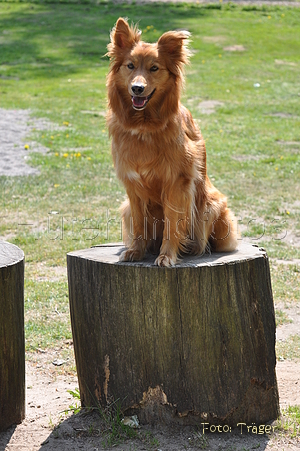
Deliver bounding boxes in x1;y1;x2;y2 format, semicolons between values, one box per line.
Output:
24;279;71;350
64;388;81;415
94;399;138;447
271;263;300;305
276;405;300;438
275;309;292;327
276;334;300;360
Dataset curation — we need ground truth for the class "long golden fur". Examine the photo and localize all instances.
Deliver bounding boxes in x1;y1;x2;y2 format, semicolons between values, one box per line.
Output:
106;18;238;267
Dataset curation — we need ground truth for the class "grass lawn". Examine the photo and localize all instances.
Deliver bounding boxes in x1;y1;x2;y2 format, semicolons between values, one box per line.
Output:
0;1;299;369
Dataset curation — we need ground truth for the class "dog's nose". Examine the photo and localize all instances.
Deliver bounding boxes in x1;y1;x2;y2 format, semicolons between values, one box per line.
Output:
131;84;145;95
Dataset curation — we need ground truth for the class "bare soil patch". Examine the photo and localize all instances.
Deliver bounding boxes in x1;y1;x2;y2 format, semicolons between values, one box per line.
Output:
276;303;300;341
0;109;63;177
197;100;224;115
223;45;246;52
202;36;227;44
275;59;298;67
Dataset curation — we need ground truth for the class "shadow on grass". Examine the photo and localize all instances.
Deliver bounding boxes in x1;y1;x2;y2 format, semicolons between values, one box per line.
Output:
0;1;211;80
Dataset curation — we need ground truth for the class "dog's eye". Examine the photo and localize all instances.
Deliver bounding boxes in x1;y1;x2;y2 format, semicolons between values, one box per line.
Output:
150;65;159;72
127;63;135;70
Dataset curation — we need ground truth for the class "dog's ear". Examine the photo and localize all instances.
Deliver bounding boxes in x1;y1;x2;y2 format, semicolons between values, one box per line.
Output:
107;18;141;59
158;30;190;75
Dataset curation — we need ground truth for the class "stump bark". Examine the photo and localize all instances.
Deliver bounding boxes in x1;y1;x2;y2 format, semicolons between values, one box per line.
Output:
67;242;279;426
0;241;25;431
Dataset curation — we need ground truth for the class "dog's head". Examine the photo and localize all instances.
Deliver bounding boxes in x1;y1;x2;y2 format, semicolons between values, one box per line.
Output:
107;18;190;116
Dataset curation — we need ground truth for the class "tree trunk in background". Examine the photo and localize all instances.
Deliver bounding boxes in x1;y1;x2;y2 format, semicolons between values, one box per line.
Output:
0;242;25;431
67;242;279;426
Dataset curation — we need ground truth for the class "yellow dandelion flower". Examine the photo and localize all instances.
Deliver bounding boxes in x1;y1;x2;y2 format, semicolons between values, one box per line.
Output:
275;167;278;171
87;157;92;161
63;153;68;158
76;152;81;158
24;144;29;150
63;121;69;126
66;164;70;168
66;134;69;138
54;184;60;188
286;210;290;215
55;152;59;157
51;135;54;140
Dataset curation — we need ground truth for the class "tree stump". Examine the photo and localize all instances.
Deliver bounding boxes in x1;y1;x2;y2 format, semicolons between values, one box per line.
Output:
67;242;279;426
0;241;25;431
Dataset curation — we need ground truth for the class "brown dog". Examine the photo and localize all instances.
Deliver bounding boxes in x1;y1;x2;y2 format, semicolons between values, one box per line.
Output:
106;18;238;266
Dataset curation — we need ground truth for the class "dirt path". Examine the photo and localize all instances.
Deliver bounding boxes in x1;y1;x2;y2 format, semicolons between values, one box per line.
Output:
0;108;60;177
0;358;299;450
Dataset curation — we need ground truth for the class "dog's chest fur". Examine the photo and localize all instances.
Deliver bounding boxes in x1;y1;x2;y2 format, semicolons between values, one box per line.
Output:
109;113;191;191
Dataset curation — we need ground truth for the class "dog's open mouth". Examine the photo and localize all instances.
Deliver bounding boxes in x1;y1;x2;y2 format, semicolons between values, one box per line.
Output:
131;89;155;110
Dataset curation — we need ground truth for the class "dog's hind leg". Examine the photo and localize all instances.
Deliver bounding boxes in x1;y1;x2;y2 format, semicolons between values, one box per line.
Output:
209;207;239;252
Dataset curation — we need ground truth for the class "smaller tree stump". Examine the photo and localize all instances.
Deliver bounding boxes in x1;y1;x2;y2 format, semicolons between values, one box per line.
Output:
67;242;279;426
0;241;25;431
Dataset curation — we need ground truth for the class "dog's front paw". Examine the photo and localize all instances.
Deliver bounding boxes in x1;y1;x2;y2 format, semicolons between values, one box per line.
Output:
154;254;176;267
119;248;145;262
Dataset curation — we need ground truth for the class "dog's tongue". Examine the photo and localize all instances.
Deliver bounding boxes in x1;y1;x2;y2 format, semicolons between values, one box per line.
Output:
132;96;147;108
